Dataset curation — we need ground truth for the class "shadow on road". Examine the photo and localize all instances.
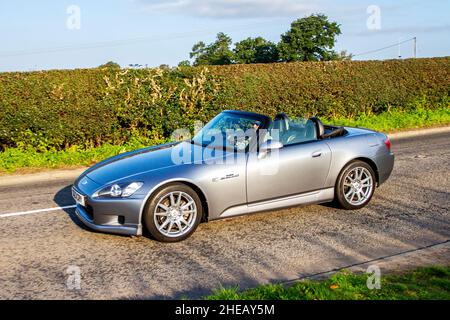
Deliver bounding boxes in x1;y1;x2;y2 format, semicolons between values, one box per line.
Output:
53;184;90;231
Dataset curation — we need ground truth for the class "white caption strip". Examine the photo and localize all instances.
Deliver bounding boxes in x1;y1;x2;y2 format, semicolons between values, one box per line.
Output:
0;205;76;218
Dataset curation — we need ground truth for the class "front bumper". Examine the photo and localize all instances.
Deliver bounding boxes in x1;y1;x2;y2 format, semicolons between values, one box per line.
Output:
75;205;141;236
72;184;144;236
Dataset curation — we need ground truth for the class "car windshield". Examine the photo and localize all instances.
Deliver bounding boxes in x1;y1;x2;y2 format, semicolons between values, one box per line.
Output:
191;112;263;151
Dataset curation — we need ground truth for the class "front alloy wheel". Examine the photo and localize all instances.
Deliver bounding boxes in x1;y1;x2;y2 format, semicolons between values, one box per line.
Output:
144;184;202;242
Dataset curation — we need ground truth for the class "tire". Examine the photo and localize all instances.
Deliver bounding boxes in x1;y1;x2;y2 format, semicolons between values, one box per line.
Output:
335;160;376;210
143;184;203;242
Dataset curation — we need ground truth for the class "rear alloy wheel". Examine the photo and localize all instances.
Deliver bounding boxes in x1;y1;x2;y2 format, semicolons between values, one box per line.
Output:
143;184;202;242
335;161;376;210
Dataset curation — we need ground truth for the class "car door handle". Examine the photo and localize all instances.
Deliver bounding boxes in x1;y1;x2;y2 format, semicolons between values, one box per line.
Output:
312;151;322;158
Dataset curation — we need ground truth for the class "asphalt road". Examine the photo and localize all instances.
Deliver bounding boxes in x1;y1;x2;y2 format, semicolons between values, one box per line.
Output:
0;132;449;299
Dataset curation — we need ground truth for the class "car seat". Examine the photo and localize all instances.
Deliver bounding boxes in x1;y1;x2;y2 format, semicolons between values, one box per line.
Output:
308;117;325;139
272;113;290;144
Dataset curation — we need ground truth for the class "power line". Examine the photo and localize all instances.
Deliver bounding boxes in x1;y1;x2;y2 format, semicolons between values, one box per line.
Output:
0;19;286;58
353;37;416;57
1;20;420;61
0;32;204;57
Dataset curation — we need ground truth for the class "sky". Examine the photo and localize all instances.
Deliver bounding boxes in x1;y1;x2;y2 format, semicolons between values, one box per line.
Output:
0;0;449;72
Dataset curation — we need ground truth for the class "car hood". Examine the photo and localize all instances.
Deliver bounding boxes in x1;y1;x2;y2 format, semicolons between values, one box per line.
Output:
83;141;193;185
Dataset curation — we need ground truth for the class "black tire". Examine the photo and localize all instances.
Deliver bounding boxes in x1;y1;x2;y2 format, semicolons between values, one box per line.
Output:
143;183;203;242
335;160;376;210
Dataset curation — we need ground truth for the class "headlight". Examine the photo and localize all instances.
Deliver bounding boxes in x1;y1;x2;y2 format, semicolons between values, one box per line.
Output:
94;182;144;198
110;184;122;197
122;182;144;197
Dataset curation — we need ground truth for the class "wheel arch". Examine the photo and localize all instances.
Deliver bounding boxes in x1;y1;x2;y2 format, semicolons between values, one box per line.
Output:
346;157;380;185
138;179;209;225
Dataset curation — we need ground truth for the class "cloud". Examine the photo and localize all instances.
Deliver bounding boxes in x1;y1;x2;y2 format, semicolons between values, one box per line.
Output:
136;0;321;19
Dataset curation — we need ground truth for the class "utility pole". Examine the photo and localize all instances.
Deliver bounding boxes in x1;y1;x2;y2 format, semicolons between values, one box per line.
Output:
398;38;402;59
413;37;417;58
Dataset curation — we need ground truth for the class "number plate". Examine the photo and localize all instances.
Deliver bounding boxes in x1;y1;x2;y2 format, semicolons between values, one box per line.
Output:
72;188;86;207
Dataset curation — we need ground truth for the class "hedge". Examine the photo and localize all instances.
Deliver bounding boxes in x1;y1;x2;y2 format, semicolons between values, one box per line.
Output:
0;57;449;151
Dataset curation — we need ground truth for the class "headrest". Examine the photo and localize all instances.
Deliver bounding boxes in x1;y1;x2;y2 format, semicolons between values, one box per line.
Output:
274;113;290;132
308;117;325;139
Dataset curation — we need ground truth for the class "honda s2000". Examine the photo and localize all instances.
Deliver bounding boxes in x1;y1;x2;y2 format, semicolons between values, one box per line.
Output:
73;110;394;242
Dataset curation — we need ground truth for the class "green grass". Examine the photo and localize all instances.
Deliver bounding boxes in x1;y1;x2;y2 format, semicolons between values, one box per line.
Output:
205;266;450;300
0;139;161;174
0;105;449;173
327;105;450;132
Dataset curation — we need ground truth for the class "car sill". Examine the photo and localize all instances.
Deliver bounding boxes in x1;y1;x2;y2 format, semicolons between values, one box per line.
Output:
218;187;335;219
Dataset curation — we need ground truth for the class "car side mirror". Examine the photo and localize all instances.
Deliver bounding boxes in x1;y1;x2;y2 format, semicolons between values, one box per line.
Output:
258;140;283;159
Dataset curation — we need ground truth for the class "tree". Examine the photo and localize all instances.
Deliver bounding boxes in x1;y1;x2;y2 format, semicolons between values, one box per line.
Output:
234;37;278;64
182;14;347;66
190;32;234;66
178;60;191;67
333;50;353;61
278;14;341;62
98;61;121;69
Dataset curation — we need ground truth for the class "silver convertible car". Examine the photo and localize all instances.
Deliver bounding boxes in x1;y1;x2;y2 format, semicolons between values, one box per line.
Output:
73;110;394;242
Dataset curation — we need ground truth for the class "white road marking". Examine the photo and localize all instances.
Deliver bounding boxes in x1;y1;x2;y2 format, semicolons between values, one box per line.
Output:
0;205;76;218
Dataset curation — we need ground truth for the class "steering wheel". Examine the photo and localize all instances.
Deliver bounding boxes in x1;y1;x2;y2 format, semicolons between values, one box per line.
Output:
226;132;249;150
